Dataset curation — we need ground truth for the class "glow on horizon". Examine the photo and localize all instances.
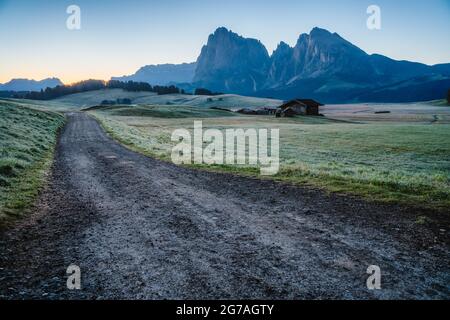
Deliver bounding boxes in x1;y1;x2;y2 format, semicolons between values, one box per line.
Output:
0;0;449;84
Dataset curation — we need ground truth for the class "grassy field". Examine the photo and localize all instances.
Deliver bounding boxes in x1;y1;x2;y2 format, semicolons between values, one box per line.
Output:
2;92;448;215
91;104;450;209
0;101;65;224
430;99;450;106
0;98;77;112
52;88;282;110
322;102;450;123
86;104;238;118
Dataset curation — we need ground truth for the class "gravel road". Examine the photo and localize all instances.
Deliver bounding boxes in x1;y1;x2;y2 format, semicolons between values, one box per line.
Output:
1;112;449;299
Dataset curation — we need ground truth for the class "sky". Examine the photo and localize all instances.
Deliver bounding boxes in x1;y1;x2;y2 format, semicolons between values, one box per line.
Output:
0;0;449;84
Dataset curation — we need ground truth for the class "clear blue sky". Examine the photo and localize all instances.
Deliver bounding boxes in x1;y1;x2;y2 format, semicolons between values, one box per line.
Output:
0;0;449;83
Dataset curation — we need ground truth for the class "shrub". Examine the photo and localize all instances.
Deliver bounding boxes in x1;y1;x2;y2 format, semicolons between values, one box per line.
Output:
0;160;16;177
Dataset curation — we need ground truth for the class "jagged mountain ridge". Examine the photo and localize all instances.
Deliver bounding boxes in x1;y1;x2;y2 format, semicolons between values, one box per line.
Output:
112;62;197;86
0;78;63;91
110;27;450;102
192;27;270;94
192;27;450;103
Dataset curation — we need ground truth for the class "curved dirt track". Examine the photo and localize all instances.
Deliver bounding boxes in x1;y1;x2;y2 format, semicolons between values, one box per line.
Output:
0;112;449;299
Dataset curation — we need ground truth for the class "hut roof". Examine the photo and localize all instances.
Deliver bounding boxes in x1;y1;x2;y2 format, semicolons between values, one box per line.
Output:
295;99;323;107
280;99;323;109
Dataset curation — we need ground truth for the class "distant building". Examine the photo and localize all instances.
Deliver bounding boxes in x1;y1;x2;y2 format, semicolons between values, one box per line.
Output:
276;99;323;117
236;107;277;115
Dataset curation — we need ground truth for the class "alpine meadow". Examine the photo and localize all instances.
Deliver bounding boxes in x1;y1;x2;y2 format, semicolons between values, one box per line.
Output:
1;0;449;306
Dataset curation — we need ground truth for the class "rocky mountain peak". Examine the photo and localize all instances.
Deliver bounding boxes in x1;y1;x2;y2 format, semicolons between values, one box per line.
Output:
193;27;270;94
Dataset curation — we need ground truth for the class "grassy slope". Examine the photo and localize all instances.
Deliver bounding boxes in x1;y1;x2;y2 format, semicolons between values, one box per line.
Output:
428;99;450;106
2;98;78;112
321;102;450;123
0;101;65;224
87;104;238;118
52;89;159;108
91;104;450;210
52;88;282;109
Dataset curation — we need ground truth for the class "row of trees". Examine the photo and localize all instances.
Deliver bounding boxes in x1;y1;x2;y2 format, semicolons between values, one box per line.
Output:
106;80;184;94
194;88;222;96
17;80;185;100
0;91;18;98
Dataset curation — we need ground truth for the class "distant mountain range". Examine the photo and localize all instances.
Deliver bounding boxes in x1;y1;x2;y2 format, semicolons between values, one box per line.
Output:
112;63;196;86
0;78;63;92
192;27;450;103
4;28;448;103
115;27;450;103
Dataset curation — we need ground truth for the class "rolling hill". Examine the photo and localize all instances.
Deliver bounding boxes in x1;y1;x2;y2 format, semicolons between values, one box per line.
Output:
51;88;282;109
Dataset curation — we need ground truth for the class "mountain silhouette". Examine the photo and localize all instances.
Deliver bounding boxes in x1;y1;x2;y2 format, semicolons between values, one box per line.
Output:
113;27;450;103
0;78;63;92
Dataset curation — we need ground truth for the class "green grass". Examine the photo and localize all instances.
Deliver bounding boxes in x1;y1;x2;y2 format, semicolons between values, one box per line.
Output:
91;104;450;210
51;88;283;110
0;101;65;224
0;98;78;112
428;99;450;107
88;104;238;118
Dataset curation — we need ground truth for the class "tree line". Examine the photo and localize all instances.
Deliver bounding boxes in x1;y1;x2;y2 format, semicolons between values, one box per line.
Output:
14;80;185;100
194;88;222;96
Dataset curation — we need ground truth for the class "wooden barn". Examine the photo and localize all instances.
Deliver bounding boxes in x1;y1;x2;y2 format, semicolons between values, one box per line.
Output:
276;99;323;117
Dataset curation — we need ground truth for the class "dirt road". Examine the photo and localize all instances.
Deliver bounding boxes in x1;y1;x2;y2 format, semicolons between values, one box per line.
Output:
0;112;449;299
